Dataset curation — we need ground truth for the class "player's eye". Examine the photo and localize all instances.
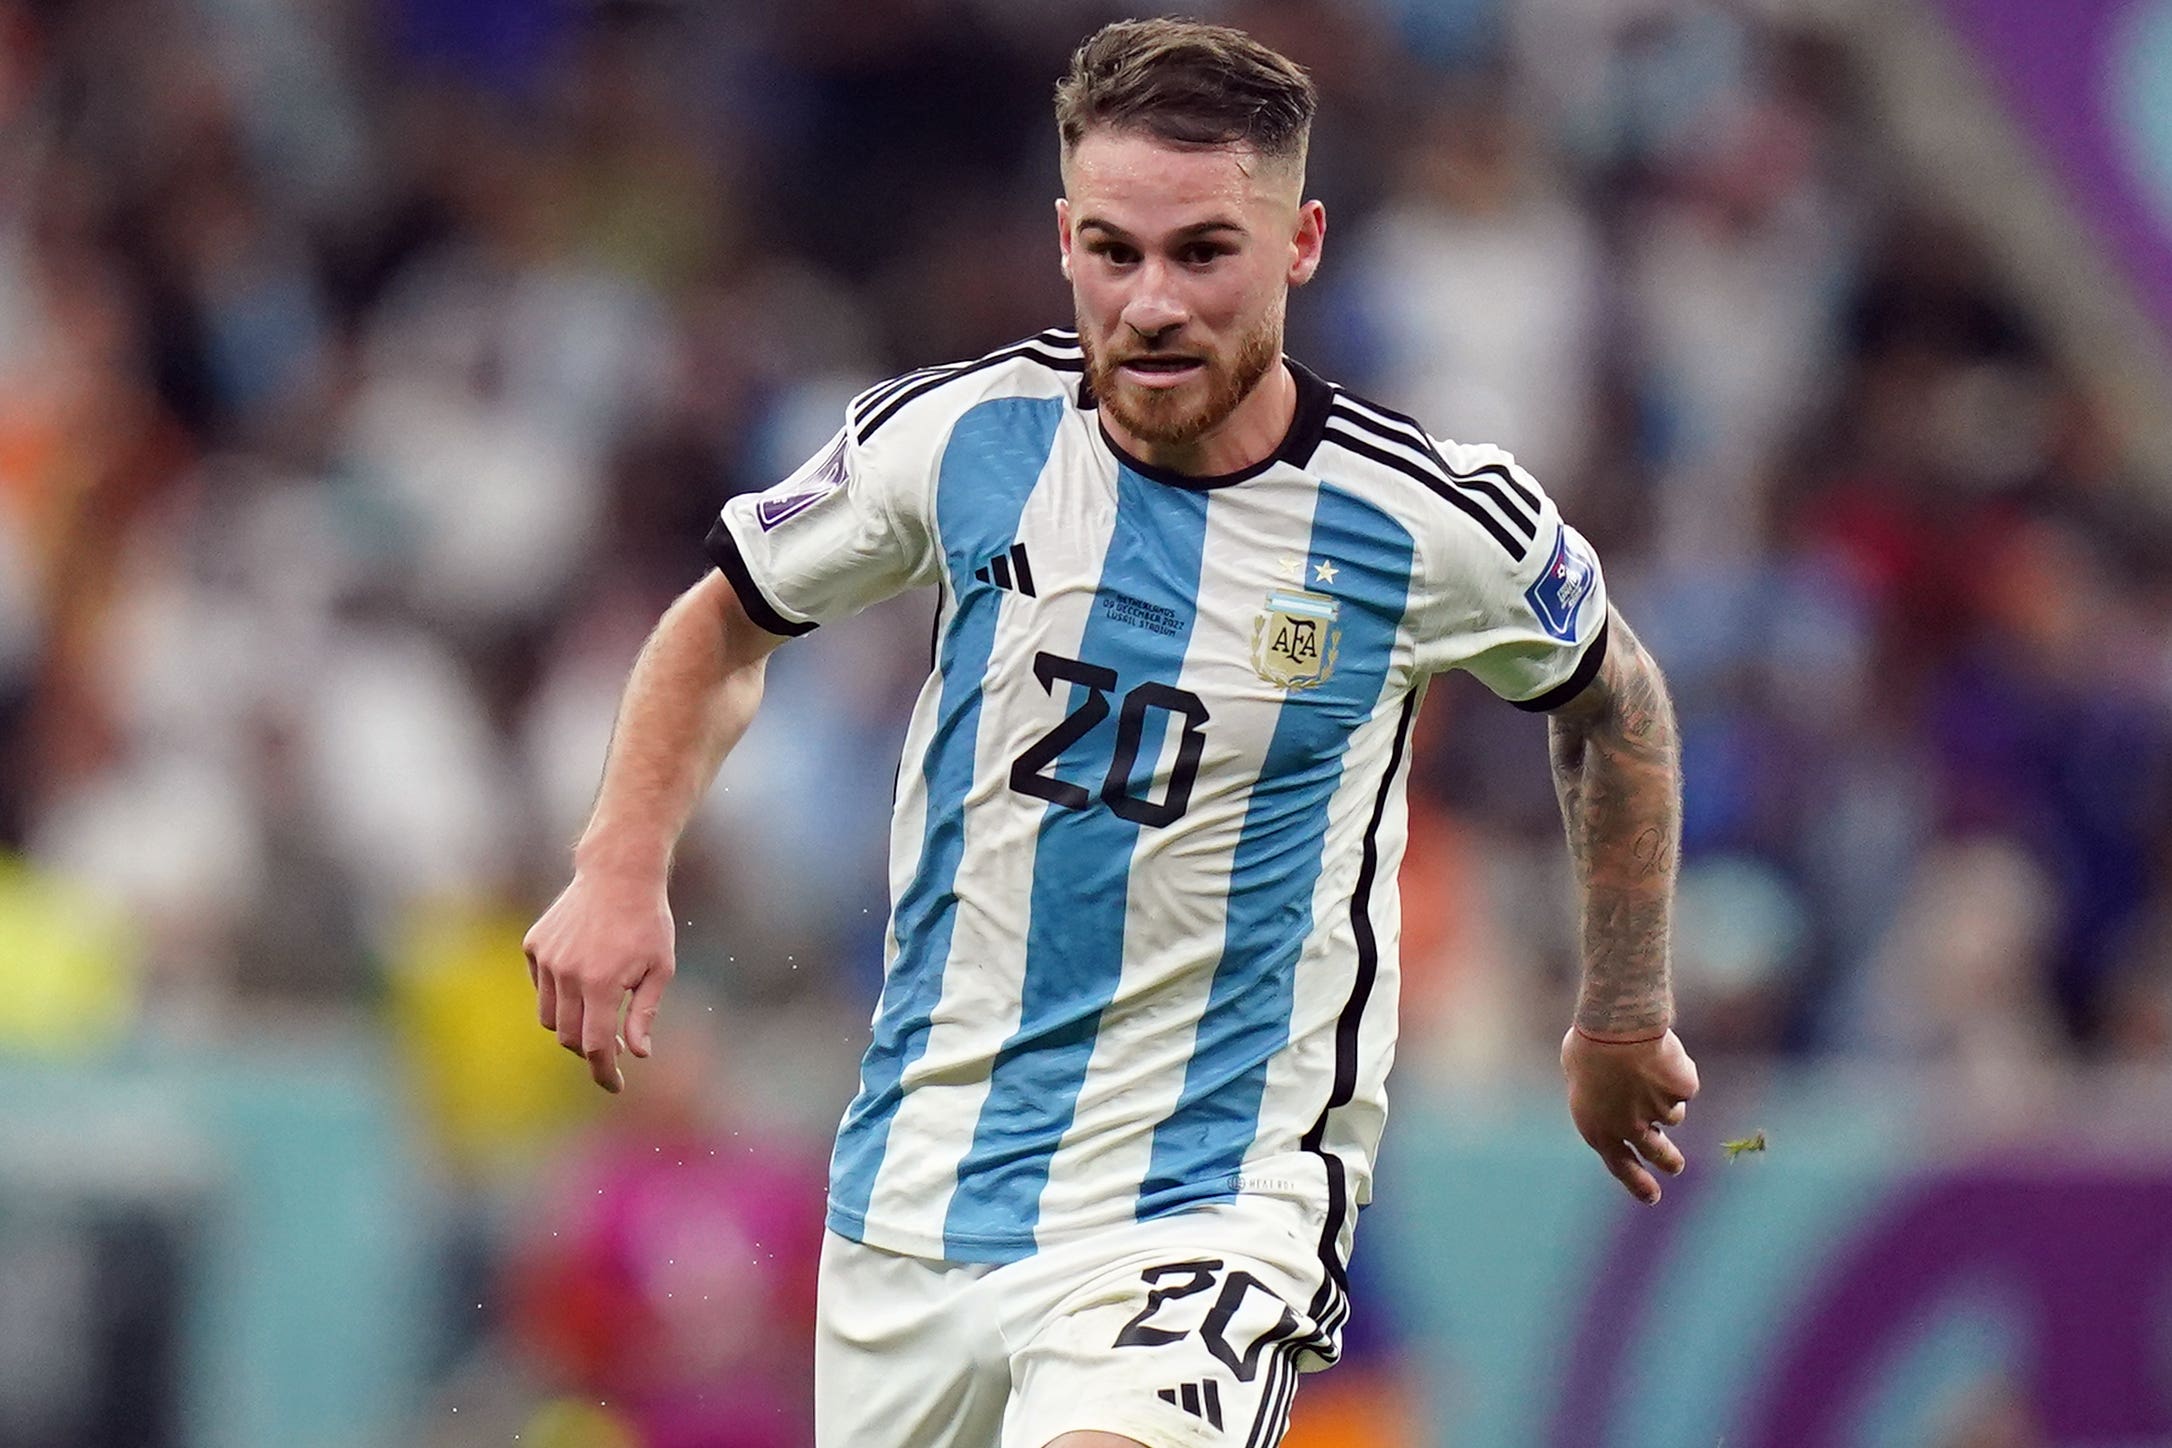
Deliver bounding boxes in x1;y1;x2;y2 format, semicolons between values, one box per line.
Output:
1086;240;1139;266
1179;243;1230;267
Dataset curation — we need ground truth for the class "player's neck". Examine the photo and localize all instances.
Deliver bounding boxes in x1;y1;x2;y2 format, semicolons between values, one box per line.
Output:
1105;359;1298;480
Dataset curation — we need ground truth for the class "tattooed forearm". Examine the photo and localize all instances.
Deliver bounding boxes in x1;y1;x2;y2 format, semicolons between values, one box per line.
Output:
1629;825;1669;880
1546;609;1683;1039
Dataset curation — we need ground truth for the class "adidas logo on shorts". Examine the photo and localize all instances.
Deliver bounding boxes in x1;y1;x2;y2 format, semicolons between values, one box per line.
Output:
1156;1378;1224;1430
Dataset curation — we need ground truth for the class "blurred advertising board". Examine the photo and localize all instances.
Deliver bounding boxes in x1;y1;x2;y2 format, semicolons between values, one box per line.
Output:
1934;0;2172;349
0;1051;430;1448
1366;1063;2172;1448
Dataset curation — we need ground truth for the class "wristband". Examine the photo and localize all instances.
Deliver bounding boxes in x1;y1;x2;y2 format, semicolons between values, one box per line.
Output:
1572;1023;1669;1045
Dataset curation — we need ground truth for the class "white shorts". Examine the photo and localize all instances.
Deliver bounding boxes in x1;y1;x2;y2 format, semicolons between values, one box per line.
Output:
814;1197;1339;1448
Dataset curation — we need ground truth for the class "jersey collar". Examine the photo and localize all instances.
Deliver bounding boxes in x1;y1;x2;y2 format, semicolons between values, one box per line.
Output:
1079;356;1334;491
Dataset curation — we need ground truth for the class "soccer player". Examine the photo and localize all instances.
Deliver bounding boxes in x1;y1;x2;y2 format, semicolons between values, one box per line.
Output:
523;18;1697;1447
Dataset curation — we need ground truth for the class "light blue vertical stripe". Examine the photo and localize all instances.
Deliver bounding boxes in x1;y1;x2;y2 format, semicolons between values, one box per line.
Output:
1138;482;1412;1219
827;396;1065;1238
941;465;1211;1258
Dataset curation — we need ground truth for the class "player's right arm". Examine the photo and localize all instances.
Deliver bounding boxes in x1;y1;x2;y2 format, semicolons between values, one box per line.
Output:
523;571;787;1094
526;390;943;1094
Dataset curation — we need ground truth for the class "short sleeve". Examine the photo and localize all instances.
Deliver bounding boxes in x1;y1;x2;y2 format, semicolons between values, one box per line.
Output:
1410;442;1610;710
704;418;940;636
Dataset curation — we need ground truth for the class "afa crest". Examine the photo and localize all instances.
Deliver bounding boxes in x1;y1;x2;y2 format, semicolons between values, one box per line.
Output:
1252;589;1341;689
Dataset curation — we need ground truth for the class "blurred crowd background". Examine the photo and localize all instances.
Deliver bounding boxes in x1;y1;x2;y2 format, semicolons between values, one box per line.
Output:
5;0;2171;1444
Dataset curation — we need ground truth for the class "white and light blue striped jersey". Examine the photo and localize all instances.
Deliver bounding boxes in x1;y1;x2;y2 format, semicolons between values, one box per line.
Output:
706;330;1608;1294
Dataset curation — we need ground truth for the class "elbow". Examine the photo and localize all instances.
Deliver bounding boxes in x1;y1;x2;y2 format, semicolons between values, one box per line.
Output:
1546;713;1592;776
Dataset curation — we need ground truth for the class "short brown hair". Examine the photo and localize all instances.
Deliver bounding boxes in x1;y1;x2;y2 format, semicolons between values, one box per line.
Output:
1054;18;1316;166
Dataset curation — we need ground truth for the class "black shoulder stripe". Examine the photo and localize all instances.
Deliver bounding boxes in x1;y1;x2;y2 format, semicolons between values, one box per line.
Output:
855;338;1083;444
1333;393;1543;521
858;332;1079;412
1437;461;1537;541
851;334;1084;435
1328;402;1536;539
1461;458;1539;515
856;363;953;418
1321;426;1525;557
1448;461;1540;530
1329;390;1443;453
1323;397;1425;450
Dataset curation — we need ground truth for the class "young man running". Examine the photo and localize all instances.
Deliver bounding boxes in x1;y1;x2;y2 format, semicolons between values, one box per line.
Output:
525;19;1698;1447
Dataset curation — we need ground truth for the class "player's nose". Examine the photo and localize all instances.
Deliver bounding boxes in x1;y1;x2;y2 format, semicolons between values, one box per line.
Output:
1121;275;1188;341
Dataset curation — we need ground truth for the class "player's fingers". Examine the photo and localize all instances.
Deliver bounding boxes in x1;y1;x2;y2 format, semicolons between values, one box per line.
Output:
1602;1143;1662;1205
555;985;585;1057
624;965;670;1058
584;1044;622;1094
582;985;623;1093
1658;1099;1688;1128
1636;1124;1686;1177
535;965;558;1030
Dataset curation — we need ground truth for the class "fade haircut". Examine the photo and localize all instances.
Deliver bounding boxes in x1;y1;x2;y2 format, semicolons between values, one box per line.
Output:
1054;18;1317;171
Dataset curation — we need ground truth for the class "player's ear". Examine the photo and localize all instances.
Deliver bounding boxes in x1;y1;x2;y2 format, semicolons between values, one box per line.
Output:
1056;198;1074;282
1289;199;1326;287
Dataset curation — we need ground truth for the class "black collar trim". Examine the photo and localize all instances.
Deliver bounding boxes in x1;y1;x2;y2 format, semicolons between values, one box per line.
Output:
1077;356;1334;491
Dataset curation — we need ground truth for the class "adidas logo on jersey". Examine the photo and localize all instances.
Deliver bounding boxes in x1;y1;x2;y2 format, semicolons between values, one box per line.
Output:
972;541;1037;597
1156;1379;1224;1430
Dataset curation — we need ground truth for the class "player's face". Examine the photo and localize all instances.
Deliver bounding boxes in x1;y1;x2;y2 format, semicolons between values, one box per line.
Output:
1059;129;1324;452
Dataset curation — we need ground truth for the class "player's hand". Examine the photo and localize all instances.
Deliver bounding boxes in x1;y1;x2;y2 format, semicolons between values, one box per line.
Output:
522;868;676;1094
1559;1027;1699;1205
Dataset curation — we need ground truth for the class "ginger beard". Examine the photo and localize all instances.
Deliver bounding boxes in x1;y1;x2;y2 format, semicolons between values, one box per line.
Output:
1077;299;1284;451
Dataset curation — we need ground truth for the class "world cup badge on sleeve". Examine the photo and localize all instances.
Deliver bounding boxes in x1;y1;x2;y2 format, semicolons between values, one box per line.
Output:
756;432;849;532
1524;521;1595;643
1253;589;1341;689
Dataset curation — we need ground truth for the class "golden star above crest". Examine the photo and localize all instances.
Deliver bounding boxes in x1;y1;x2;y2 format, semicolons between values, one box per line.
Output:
1275;554;1303;582
1313;559;1339;585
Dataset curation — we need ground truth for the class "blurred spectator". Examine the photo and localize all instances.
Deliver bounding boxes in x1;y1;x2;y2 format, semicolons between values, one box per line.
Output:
1621;21;1860;566
1352;87;1604;493
500;1004;827;1448
1839;836;2066;1079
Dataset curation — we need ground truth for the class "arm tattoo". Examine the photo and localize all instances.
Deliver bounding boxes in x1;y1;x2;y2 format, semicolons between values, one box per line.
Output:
1546;610;1682;1038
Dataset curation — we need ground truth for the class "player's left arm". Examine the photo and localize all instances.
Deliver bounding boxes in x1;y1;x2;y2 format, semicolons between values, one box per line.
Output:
1545;604;1699;1204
